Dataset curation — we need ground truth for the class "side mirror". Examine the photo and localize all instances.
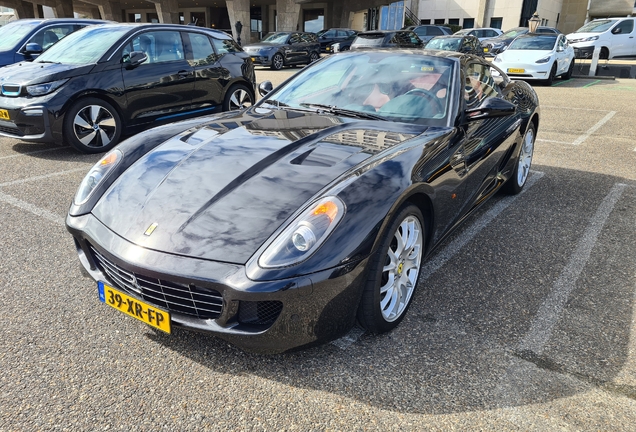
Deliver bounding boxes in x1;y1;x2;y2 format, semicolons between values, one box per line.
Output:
258;80;273;97
612;27;622;34
556;46;564;52
465;97;516;120
124;50;147;68
24;42;43;55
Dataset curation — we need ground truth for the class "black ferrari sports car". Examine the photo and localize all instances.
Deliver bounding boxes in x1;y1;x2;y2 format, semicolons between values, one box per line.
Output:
67;49;539;354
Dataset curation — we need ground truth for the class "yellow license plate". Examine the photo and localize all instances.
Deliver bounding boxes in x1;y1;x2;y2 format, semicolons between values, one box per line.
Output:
0;109;9;120
483;48;489;52
98;281;171;333
251;57;256;62
507;68;525;73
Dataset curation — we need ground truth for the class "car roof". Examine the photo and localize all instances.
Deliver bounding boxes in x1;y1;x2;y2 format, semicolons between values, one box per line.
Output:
15;18;108;25
90;22;234;39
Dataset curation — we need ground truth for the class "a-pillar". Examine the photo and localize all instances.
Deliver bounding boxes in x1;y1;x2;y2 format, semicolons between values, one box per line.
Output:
145;0;179;24
276;0;301;31
51;0;74;17
226;0;250;45
82;0;123;21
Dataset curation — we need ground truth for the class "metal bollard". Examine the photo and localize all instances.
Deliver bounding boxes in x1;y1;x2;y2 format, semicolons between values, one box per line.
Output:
588;46;601;77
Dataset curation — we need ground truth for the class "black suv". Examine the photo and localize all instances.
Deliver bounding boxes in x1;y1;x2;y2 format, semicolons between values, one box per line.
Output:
350;30;423;50
243;32;321;70
316;28;357;52
410;25;453;43
0;18;107;67
0;23;255;153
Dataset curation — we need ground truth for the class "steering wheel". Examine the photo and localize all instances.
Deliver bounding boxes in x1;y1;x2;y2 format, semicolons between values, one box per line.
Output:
405;88;444;114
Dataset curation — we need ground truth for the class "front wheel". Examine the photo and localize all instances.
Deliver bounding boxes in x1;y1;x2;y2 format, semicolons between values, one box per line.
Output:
64;97;122;154
504;123;535;195
544;63;557;86
223;84;254;111
270;53;284;70
561;59;574;80
358;204;425;333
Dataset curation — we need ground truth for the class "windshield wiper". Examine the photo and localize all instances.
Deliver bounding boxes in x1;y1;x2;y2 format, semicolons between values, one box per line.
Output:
300;103;386;121
37;61;61;64
262;99;289;108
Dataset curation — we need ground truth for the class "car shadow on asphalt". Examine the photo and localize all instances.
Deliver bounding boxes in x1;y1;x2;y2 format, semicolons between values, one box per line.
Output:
144;165;636;414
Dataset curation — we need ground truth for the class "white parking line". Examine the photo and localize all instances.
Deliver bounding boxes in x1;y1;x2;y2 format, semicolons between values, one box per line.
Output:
0;190;65;226
572;111;616;146
0;167;88;188
331;171;545;349
0;147;64;161
517;183;627;355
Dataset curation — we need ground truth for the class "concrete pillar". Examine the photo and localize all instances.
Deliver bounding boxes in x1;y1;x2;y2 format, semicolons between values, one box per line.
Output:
226;0;249;45
5;0;36;18
275;0;301;32
326;1;345;28
51;0;74;17
144;0;179;24
81;0;122;21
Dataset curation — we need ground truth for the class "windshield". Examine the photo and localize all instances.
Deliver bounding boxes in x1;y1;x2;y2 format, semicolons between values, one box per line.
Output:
35;26;128;64
501;27;528;38
353;34;386;46
575;19;617;33
425;37;461;51
261;32;289;44
0;20;40;51
259;51;454;125
508;35;557;50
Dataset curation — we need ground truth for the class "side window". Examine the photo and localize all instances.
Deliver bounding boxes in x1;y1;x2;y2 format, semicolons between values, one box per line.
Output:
324;30;336;38
300;33;313;43
429;27;443;36
211;37;241;54
189;32;217;66
464;62;499;109
28;24;76;51
130;31;184;64
289;33;301;43
614;19;634;35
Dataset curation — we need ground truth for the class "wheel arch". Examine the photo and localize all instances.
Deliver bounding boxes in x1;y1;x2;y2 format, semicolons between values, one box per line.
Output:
60;91;126;127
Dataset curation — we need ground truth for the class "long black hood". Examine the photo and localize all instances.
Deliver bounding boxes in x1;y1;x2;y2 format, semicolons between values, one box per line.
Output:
0;61;94;86
92;108;422;264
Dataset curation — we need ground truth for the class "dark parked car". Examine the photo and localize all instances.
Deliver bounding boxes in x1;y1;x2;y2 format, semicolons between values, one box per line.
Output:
0;18;107;67
325;33;357;53
0;23;255;153
481;26;562;55
243;32;320;70
67;49;539;354
411;24;453;43
425;34;484;56
316;28;357;52
351;30;423;50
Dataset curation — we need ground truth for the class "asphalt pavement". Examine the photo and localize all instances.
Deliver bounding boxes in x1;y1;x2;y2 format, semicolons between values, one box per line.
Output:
1;67;635;430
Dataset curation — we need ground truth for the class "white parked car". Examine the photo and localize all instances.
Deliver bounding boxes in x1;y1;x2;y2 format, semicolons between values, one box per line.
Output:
566;17;636;59
492;33;575;85
454;27;503;41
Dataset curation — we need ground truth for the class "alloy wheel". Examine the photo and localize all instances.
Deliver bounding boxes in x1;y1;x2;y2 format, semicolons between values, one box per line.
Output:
517;127;534;187
380;215;423;322
73;105;117;148
229;88;253;110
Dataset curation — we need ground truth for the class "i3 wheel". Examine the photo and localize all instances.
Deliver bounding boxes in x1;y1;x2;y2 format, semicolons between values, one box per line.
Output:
544;63;557;86
358;204;425;333
270;53;284;70
561;59;574;80
64;97;121;154
504;123;535;195
223;84;254;111
309;52;320;63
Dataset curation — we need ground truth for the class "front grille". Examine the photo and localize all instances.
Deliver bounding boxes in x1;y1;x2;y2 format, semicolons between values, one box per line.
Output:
1;84;21;96
90;246;223;320
0;124;23;137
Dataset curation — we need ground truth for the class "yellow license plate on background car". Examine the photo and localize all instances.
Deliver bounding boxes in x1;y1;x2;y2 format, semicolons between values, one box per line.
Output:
98;281;171;333
507;68;525;73
484;48;489;52
0;109;9;120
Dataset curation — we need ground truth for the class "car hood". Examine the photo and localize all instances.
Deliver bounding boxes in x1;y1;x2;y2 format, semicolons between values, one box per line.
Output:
92;108;422;264
243;43;282;51
482;36;515;46
566;32;598;41
0;61;93;85
498;49;554;62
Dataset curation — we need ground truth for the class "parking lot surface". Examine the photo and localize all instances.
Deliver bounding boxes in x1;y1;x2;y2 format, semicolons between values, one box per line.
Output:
1;68;635;430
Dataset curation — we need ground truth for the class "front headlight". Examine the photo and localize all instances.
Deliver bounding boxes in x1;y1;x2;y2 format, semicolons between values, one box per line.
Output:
258;196;345;268
26;78;68;96
582;36;599;42
535;56;551;64
74;149;122;205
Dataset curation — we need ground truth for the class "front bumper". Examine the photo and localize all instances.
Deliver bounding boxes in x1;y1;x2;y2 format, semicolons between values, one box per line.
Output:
66;212;368;354
495;62;552;80
246;54;273;67
0;101;56;142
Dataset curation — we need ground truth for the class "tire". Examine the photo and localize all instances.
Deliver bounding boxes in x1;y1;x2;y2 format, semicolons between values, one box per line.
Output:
504;122;535;195
544;63;557;86
309;51;320;63
64;97;121;154
270;53;284;70
561;58;574;80
358;204;425;333
600;47;609;60
222;84;254;111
